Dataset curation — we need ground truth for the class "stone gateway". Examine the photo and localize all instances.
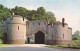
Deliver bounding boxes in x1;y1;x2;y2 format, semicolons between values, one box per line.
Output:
0;15;72;46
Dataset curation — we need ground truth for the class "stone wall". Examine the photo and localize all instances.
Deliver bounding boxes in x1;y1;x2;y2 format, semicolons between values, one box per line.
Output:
6;15;28;44
26;20;48;43
46;22;72;45
0;15;72;45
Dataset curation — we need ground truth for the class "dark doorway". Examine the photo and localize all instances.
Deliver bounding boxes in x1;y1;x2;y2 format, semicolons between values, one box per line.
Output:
35;31;45;44
27;37;30;43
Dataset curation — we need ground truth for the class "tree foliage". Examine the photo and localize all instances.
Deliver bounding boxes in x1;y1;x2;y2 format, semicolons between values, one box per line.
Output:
0;4;11;43
12;6;28;17
46;11;56;22
72;30;80;37
36;7;46;20
12;6;56;22
72;30;80;40
72;31;80;47
0;24;4;43
0;4;11;20
0;4;56;22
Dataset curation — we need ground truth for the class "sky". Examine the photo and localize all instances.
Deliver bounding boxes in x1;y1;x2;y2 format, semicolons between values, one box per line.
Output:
0;0;80;34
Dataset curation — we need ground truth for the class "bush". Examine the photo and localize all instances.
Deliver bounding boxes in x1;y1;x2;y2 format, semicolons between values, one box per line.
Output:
0;39;2;44
72;40;80;47
72;40;78;47
72;37;80;40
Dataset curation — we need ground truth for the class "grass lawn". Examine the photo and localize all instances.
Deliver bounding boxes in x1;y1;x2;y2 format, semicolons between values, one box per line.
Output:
46;45;80;49
0;44;8;45
46;45;70;49
47;40;80;49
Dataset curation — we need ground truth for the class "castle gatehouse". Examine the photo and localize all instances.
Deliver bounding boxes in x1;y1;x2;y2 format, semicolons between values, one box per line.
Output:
0;15;72;46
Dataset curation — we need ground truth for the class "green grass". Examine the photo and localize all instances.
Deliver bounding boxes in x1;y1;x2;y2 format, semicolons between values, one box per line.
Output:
72;40;80;47
46;45;71;49
47;40;80;49
0;44;8;45
0;39;2;44
47;45;80;49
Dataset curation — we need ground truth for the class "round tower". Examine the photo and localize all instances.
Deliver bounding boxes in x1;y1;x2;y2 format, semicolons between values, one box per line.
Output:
53;22;69;45
7;15;28;44
52;18;72;45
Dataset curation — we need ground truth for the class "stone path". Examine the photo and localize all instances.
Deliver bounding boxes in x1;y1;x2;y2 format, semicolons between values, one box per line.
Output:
0;44;80;51
0;44;49;47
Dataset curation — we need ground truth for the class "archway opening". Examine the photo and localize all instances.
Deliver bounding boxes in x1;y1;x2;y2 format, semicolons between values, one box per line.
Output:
35;31;45;44
27;37;30;43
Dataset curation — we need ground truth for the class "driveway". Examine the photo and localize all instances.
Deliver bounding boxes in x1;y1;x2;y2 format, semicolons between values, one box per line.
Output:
0;44;80;51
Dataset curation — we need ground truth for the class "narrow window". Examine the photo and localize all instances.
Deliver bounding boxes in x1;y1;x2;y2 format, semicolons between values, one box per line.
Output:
23;17;24;21
63;34;64;39
18;26;19;30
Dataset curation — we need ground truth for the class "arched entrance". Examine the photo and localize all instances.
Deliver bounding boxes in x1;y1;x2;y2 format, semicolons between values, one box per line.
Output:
35;31;45;44
27;37;30;43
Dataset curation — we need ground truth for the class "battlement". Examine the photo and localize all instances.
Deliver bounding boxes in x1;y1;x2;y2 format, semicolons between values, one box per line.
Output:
7;15;28;25
0;14;72;45
53;22;68;25
47;22;68;28
28;20;47;23
12;15;27;20
27;20;48;27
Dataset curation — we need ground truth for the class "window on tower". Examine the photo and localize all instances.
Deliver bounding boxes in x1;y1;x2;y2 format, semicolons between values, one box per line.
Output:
63;34;64;39
18;26;19;30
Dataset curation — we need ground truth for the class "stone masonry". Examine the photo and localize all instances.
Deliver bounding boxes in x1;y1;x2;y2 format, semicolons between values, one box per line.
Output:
0;15;72;46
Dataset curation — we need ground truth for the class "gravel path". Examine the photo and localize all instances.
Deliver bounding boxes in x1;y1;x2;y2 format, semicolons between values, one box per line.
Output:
0;44;80;51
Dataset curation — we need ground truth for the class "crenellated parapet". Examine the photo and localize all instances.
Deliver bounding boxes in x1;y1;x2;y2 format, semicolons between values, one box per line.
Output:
0;14;72;46
7;15;28;25
6;15;28;44
27;20;47;35
46;18;72;46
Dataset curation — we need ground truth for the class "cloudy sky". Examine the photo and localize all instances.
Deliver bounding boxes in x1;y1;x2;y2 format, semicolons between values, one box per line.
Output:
0;0;80;34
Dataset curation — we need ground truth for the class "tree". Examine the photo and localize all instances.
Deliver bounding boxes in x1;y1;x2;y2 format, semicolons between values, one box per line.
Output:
0;24;4;43
12;6;28;17
46;11;56;22
72;30;80;40
27;10;37;20
11;6;56;22
0;31;4;40
72;30;80;37
36;7;46;20
0;4;10;43
72;36;80;40
37;7;46;15
0;4;4;10
0;4;11;20
0;10;11;20
36;7;56;22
